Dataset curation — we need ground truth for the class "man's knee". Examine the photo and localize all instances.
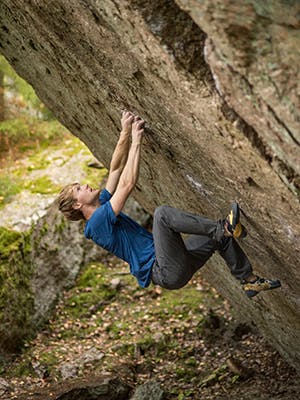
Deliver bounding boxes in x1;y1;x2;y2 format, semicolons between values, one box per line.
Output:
161;272;192;290
154;205;172;221
155;274;185;290
154;264;193;290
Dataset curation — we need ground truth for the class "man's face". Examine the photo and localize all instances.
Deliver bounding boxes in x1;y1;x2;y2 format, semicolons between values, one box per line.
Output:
72;183;100;208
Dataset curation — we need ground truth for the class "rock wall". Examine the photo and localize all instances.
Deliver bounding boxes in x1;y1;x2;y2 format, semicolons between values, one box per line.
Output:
0;1;299;370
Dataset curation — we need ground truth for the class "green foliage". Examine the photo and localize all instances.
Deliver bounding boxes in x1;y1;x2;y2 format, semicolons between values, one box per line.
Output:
0;118;67;148
200;364;228;388
0;227;34;353
38;351;59;371
0;55;49;118
0;117;32;139
10;357;35;378
0;175;22;208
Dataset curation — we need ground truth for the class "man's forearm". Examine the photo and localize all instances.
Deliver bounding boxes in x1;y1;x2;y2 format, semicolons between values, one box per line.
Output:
118;140;142;189
109;130;131;172
109;116;144;215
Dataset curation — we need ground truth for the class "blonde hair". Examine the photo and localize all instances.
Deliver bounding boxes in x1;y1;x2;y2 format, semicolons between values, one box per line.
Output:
57;183;85;221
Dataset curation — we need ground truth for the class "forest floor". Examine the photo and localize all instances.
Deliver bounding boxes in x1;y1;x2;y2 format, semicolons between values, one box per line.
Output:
0;125;299;399
2;258;299;400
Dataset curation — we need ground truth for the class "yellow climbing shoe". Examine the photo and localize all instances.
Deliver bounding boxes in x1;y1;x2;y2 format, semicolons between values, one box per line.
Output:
242;277;281;298
226;202;247;239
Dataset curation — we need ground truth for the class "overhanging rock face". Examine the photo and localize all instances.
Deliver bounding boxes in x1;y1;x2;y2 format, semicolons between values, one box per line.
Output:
1;1;299;370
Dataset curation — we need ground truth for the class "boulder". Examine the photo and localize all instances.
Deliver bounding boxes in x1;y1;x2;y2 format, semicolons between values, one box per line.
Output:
130;381;164;400
30;204;104;327
0;203;104;354
14;375;131;400
0;0;299;370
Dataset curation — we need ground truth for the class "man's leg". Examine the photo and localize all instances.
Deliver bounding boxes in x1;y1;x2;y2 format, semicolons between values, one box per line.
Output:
218;237;253;281
151;205;222;289
218;237;281;297
154;205;224;239
184;234;218;272
151;205;281;297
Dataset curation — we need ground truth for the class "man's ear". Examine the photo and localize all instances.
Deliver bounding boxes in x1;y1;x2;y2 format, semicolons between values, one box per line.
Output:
73;201;82;210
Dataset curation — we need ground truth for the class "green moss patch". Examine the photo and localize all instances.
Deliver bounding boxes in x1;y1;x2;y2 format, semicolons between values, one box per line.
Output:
0;175;22;209
23;176;60;194
0;227;34;353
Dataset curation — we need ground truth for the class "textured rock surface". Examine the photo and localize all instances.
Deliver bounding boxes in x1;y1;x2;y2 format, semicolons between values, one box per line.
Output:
0;1;299;370
130;381;164;400
14;375;131;400
177;0;300;193
30;203;104;328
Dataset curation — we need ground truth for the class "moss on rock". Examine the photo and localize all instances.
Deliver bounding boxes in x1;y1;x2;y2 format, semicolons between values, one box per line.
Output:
0;227;35;353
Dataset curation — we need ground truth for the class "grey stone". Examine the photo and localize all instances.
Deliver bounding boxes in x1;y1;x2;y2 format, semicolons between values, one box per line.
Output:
110;277;122;290
30;203;105;327
14;375;131;400
78;348;105;365
60;363;79;380
59;348;105;380
131;381;164;400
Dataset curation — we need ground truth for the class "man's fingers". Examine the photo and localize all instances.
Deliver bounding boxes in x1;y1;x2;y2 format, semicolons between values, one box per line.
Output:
122;110;134;125
122;110;134;117
126;115;134;122
122;112;144;129
137;119;145;128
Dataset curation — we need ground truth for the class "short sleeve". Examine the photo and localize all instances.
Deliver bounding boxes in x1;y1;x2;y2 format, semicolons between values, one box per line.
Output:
99;189;112;205
84;201;117;241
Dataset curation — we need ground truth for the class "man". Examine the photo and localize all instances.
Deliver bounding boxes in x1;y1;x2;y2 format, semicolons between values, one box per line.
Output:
58;111;281;298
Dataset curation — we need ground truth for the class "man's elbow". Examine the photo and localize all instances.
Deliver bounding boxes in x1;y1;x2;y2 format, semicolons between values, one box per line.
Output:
119;179;135;193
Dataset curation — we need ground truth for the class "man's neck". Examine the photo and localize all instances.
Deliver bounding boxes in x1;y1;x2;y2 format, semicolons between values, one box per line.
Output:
83;201;100;220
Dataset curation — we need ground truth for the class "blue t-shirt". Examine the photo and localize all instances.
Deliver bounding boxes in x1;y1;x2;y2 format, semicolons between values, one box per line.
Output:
84;189;155;288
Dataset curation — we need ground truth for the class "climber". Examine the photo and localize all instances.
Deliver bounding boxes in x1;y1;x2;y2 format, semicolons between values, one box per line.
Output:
57;111;281;298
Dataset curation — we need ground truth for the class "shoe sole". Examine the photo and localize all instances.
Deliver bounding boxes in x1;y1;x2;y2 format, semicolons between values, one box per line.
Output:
227;203;247;239
239;224;247;239
229;202;240;228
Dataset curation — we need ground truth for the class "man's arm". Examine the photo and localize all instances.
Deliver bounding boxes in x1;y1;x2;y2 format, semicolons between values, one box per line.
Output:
105;111;134;195
110;116;145;216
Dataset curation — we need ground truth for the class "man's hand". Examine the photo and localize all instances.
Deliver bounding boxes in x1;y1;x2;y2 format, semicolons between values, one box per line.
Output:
121;111;134;134
110;114;145;216
132;116;145;143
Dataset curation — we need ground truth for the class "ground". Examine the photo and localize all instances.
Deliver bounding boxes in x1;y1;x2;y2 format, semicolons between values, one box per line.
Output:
1;259;299;400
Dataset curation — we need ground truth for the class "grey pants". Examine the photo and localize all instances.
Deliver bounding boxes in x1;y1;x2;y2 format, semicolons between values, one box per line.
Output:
151;205;253;290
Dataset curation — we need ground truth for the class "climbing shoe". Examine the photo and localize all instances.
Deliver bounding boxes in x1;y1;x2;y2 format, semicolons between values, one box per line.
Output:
242;277;281;298
226;202;247;239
